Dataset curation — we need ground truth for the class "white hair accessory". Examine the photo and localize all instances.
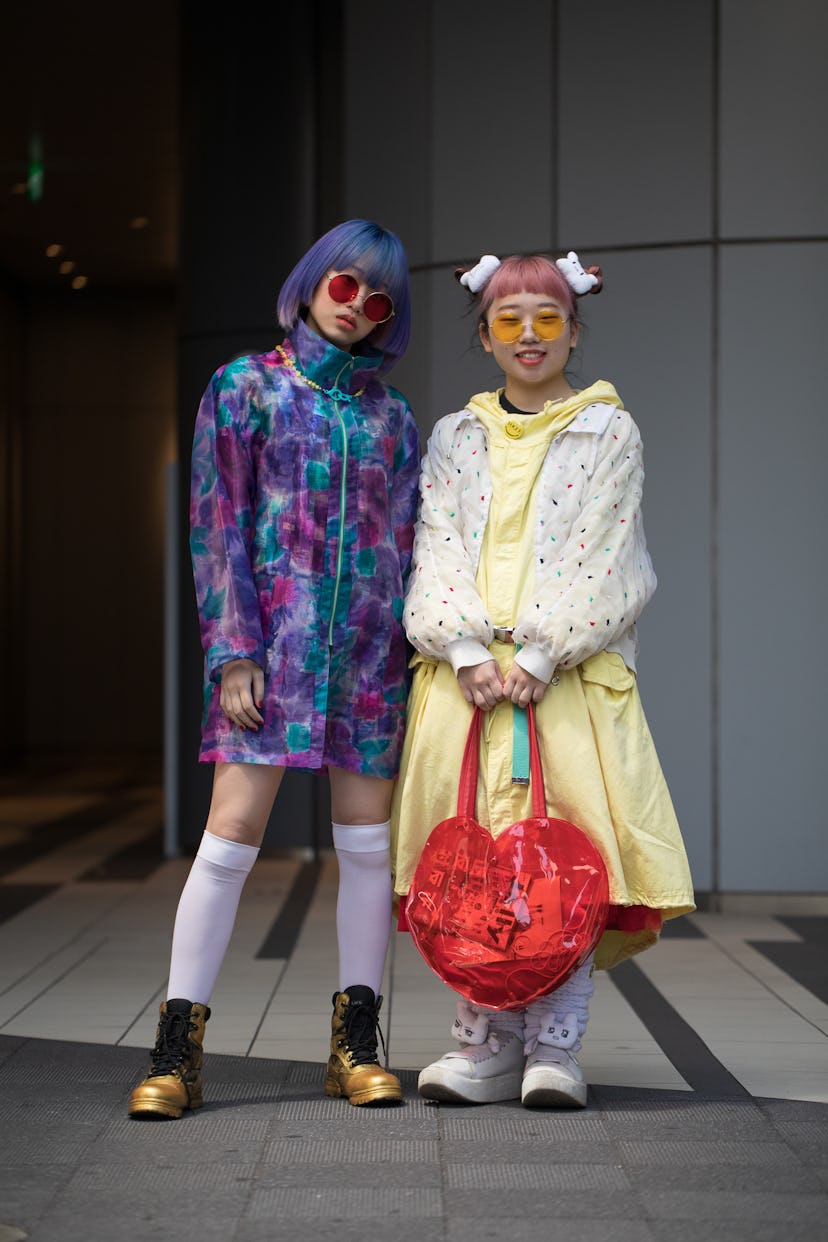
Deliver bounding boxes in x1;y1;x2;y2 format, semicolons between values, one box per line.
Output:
556;251;600;295
459;254;501;294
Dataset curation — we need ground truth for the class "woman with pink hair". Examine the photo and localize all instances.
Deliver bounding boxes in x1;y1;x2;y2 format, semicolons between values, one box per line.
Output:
392;250;694;1108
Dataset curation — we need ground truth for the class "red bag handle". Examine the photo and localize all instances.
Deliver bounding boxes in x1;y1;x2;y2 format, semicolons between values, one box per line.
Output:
458;704;547;820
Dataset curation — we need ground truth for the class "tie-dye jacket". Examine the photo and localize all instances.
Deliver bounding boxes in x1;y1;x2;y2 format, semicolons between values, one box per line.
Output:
190;317;421;777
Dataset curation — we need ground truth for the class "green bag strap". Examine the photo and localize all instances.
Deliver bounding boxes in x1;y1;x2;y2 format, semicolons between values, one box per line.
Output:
511;641;530;784
512;705;530;785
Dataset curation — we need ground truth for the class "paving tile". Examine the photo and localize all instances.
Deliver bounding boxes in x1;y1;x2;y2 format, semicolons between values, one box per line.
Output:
89;1138;269;1165
262;1116;439;1143
0;1165;73;1225
648;1222;821;1242
446;1222;657;1242
626;1162;824;1193
596;1095;773;1139
444;1189;646;1219
33;1188;252;1242
440;1138;619;1164
235;1222;443;1242
439;1110;612;1142
268;1095;434;1121
245;1185;443;1219
250;1162;442;1188
0;1137;98;1165
262;1138;440;1163
769;1118;828;1146
640;1188;827;1222
67;1162;259;1191
103;1114;272;1142
201;1079;283;1103
760;1096;828;1120
618;1138;800;1165
445;1162;632;1191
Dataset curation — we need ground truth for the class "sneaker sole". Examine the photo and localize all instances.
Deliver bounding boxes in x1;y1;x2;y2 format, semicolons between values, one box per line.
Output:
521;1075;586;1109
418;1067;522;1105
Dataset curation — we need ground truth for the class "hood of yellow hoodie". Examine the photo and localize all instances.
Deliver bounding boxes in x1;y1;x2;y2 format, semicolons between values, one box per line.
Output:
466;380;624;443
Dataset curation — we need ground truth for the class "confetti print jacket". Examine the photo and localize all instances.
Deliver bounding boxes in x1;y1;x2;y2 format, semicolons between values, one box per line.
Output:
190;317;421;775
404;382;657;682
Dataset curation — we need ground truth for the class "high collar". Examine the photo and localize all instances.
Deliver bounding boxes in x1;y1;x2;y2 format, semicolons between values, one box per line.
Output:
466;381;623;445
283;317;385;394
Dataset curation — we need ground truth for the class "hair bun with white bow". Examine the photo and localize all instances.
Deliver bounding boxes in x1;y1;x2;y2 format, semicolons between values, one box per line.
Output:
455;254;502;293
556;251;603;295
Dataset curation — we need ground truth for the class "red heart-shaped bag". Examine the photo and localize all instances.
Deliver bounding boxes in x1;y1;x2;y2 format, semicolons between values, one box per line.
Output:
406;704;609;1010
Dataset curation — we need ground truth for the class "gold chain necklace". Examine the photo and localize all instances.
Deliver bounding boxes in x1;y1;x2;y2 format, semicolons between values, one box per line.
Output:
276;345;365;402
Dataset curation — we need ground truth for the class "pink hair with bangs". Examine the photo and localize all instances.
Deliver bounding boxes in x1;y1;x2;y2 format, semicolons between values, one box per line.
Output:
478;254;578;324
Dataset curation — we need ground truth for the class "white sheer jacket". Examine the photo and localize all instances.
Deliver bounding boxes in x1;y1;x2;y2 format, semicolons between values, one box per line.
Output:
403;400;658;685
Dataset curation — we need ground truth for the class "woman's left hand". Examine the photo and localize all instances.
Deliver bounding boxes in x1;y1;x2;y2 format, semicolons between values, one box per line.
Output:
502;664;548;708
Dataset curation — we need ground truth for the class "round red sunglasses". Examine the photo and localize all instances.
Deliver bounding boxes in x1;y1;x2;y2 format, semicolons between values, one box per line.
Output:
327;272;394;324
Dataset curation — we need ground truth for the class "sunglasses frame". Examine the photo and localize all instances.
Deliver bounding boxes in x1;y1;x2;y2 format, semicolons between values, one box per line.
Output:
488;311;569;343
326;272;395;324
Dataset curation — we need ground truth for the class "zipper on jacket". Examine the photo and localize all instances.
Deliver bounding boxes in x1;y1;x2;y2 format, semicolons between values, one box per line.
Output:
328;357;353;649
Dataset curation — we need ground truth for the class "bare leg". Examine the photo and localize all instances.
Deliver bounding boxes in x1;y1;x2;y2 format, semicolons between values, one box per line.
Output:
328;768;394;826
205;761;286;845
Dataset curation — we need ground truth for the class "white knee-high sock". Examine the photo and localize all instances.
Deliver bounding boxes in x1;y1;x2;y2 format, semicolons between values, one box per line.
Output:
166;830;259;1005
332;820;392;996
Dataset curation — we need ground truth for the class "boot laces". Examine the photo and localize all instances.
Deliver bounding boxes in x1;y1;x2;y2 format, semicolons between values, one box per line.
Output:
148;1010;196;1077
344;1001;387;1067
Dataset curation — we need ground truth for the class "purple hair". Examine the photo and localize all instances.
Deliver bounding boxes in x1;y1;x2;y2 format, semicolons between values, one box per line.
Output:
277;220;411;364
479;255;579;325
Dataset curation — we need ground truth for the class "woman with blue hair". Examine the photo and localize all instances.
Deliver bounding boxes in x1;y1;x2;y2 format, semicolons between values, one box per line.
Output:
129;220;420;1117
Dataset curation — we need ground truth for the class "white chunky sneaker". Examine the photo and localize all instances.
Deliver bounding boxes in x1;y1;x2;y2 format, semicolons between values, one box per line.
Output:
521;1008;586;1108
418;1001;525;1104
521;1044;587;1108
522;963;595;1109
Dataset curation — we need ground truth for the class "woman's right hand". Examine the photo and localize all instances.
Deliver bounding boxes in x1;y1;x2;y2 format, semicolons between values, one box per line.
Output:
219;659;265;730
457;660;504;711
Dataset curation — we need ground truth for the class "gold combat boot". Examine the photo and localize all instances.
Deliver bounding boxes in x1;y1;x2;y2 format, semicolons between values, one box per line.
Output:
325;985;402;1106
128;999;210;1119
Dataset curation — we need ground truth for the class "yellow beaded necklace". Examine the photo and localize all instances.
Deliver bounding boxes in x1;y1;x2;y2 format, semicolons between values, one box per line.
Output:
276;345;365;403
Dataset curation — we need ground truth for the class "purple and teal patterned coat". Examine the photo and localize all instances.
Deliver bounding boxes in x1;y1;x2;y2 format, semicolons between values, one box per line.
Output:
190;317;421;777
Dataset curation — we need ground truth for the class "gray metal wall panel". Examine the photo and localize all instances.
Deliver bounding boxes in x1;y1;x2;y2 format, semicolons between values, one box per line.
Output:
344;3;431;266
718;242;828;890
576;247;714;891
558;0;714;248
431;0;554;261
720;0;828;238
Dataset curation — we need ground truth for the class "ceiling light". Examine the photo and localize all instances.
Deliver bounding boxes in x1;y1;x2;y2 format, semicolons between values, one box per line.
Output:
59;260;76;274
46;244;64;258
71;276;88;290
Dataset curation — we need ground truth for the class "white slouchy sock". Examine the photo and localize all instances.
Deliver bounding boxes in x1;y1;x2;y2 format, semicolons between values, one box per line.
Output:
332;820;393;996
166;830;259;1005
524;956;595;1054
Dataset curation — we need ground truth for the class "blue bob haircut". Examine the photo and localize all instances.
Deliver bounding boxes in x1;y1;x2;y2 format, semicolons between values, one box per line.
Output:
277;219;411;364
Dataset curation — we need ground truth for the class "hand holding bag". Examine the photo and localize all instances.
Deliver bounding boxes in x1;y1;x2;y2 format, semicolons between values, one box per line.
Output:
406;703;609;1010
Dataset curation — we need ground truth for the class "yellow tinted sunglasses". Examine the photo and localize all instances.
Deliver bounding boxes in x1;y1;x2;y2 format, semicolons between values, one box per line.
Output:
489;311;568;343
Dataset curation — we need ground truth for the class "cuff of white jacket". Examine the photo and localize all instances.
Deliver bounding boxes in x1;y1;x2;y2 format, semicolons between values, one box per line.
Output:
446;638;494;676
513;643;556;684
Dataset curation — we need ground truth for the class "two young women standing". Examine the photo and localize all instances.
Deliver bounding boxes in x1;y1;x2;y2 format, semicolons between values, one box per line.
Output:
129;226;693;1118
